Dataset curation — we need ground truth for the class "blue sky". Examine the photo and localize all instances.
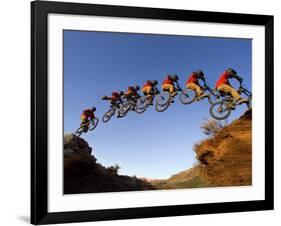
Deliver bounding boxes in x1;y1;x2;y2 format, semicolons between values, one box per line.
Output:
64;30;252;179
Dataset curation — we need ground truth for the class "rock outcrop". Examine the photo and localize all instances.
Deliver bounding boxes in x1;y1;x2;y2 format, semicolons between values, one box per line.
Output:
64;134;154;194
194;109;252;186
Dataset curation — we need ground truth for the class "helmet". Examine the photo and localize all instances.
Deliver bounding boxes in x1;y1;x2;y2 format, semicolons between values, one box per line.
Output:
152;80;158;85
91;107;96;112
146;80;152;85
134;85;140;91
167;74;172;79
119;91;124;96
226;68;237;76
196;70;204;77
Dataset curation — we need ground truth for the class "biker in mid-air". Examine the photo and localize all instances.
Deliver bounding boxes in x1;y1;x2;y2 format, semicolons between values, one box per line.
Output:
102;91;124;117
186;70;208;98
161;74;179;100
124;85;140;100
215;68;248;105
121;85;140;112
141;80;158;105
80;107;97;131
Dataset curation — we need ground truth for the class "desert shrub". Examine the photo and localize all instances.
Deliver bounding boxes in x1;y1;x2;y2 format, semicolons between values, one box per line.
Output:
64;133;74;145
200;119;226;136
106;164;121;175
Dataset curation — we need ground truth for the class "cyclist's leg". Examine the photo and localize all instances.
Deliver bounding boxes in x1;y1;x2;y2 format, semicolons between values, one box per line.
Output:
187;82;202;97
162;84;170;92
169;84;177;96
161;84;173;103
147;87;153;104
226;85;247;104
80;114;86;123
143;87;152;103
81;118;90;131
218;84;239;100
80;115;88;127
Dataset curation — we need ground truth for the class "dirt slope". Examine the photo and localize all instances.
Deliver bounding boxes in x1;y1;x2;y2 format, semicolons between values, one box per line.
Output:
150;165;209;189
152;109;252;189
195;109;252;186
64;135;154;194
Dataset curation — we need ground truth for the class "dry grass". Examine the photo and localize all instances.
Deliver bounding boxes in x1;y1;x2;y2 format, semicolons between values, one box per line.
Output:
200;119;226;137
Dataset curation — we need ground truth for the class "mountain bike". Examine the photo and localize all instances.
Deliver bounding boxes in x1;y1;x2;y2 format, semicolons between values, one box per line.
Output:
209;84;252;120
135;87;160;114
102;103;126;123
155;82;183;112
74;117;99;137
179;83;219;105
118;95;139;115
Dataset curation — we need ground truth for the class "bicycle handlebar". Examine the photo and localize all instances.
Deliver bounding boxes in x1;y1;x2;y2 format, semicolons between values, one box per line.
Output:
154;87;160;94
239;84;252;96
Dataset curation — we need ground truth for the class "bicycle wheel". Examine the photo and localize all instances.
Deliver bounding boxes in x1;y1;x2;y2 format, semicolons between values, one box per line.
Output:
74;127;84;137
155;92;171;112
89;117;99;131
156;92;170;106
102;109;114;123
179;88;196;105
135;96;148;114
118;108;129;118
119;102;130;117
210;101;232;120
247;97;252;109
208;93;219;105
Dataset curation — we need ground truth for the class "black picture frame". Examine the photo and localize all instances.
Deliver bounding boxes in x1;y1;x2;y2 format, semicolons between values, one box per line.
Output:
31;0;274;224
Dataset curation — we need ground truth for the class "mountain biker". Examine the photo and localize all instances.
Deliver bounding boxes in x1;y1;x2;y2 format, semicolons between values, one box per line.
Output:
162;74;179;97
80;107;96;130
142;80;158;104
124;85;140;100
102;91;124;117
186;70;208;98
215;68;247;104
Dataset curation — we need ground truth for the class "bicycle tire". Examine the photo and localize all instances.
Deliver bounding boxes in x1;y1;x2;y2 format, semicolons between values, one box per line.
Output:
179;88;196;105
135;96;149;114
89;118;99;131
156;91;170;106
210;101;232;120
74;127;84;137
208;93;219;105
102;109;114;123
155;92;171;112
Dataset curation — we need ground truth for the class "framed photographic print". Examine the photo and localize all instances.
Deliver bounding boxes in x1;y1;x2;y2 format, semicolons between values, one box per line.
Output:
31;0;274;224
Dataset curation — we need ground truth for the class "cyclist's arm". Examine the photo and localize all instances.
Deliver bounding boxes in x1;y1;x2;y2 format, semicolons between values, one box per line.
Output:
175;81;180;88
231;74;243;83
153;86;159;93
198;76;206;87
